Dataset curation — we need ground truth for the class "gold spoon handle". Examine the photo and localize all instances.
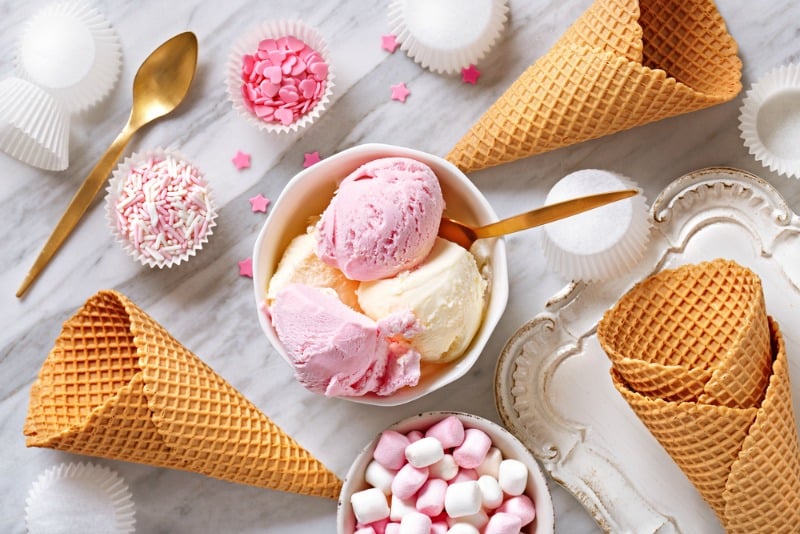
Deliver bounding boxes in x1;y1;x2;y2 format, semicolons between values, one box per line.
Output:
16;121;136;298
473;189;639;240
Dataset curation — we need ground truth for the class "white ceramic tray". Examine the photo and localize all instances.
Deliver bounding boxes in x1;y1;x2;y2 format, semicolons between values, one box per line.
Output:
495;167;800;534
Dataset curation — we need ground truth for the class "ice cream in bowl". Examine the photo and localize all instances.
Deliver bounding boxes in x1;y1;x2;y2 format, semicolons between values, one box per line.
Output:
252;143;509;405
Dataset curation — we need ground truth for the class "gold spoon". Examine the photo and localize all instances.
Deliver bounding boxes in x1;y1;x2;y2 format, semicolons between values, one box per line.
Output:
438;189;639;249
17;32;199;298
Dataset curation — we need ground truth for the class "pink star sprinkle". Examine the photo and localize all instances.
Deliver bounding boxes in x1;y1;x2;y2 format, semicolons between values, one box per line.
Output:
249;194;270;213
381;34;399;53
461;64;481;84
238;258;253;278
303;151;322;168
232;150;251;170
391;82;410;103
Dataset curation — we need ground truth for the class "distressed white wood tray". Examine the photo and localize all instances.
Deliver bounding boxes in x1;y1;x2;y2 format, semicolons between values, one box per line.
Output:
495;167;800;534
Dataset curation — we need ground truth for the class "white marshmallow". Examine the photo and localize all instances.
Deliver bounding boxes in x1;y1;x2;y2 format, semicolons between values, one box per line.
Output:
477;474;504;509
476;447;503;478
454;509;488;530
444;480;482;518
351;487;390;524
365;460;396;495
429;454;459;481
446;523;480;534
400;511;432;534
405;436;445;468
498;459;528;496
390;494;418;521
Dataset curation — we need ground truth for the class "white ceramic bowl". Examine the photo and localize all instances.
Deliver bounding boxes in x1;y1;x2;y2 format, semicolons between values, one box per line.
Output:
252;143;509;406
336;411;555;533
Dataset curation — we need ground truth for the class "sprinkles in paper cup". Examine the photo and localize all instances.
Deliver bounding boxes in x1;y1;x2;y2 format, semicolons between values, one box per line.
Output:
105;148;217;268
226;20;334;133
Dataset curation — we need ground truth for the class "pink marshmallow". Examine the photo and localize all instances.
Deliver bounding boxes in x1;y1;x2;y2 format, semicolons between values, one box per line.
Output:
357;518;389;534
415;478;447;517
430;521;448;534
497;495;537;526
392;464;429;500
406;430;424;443
451;468;478;484
484;512;523;534
399;512;432;534
425;415;465;449
453;428;492;469
374;431;411;470
385;523;401;534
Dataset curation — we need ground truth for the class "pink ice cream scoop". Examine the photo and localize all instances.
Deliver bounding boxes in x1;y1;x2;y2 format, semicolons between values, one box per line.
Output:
315;157;445;281
270;283;422;397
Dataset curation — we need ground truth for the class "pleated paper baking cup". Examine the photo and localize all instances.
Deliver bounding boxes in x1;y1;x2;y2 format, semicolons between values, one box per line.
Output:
739;63;800;178
388;0;509;74
16;0;122;113
25;462;136;534
0;76;70;171
226;19;335;134
105;148;218;268
540;169;651;282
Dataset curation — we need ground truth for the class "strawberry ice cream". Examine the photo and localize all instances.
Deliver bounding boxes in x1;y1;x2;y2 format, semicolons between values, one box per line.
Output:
315;157;444;281
270;283;422;397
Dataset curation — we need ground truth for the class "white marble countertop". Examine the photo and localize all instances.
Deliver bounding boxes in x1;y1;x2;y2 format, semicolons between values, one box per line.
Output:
2;1;799;532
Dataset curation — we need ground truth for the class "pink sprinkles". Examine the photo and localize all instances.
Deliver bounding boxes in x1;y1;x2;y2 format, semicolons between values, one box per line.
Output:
114;155;213;265
240;35;328;126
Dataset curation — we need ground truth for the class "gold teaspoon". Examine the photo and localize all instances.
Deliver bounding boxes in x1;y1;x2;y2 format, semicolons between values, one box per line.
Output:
17;32;199;298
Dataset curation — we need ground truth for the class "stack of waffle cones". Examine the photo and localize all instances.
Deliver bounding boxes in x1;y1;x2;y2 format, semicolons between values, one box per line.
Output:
597;259;800;532
446;0;742;173
23;290;342;500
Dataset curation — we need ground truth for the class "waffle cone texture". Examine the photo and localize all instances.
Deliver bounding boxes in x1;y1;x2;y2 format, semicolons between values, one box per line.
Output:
597;259;800;533
23;290;342;500
446;0;742;172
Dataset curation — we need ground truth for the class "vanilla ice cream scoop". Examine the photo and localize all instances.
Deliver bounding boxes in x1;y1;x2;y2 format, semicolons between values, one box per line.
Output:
357;238;487;362
315;157;444;281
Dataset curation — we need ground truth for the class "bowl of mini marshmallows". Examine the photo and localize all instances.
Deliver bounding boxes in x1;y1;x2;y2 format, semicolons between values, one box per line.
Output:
337;411;554;534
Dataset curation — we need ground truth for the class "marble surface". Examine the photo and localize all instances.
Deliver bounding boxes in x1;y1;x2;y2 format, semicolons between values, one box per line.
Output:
1;0;799;533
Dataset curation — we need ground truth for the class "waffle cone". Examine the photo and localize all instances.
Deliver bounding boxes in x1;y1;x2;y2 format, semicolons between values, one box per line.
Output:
23;290;342;500
598;260;800;532
446;0;742;172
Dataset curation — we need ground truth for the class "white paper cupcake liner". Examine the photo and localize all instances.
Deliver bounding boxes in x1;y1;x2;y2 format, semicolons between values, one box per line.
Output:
0;76;70;171
25;462;136;534
226;19;335;134
16;0;122;113
540;169;651;282
739;63;800;179
388;0;509;74
105;148;218;269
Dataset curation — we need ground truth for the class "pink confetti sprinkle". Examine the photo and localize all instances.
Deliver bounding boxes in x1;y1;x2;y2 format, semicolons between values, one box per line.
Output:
461;64;481;85
303;151;321;168
238;258;254;278
249;193;270;213
240;35;329;126
232;150;251;170
381;34;399;53
390;82;410;102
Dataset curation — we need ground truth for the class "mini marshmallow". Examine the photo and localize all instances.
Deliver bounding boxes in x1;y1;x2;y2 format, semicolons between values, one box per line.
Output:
429;454;459;481
364;518;390;534
444;480;482;518
351;487;390;524
484;512;523;534
431;521;449;534
374;431;411;470
385;523;401;534
497;495;537;526
406;430;424;443
390;494;418;521
451;468;478;484
425;415;465;449
416;478;447;516
392;464;429;499
477;474;504;509
476;447;503;478
406;436;444;468
453;428;492;469
400;512;432;534
366;460;397;495
498;459;528;496
454;509;488;530
445;523;480;534
355;527;376;534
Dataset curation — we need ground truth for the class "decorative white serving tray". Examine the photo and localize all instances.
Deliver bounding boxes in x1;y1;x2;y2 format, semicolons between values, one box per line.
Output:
495;168;800;534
